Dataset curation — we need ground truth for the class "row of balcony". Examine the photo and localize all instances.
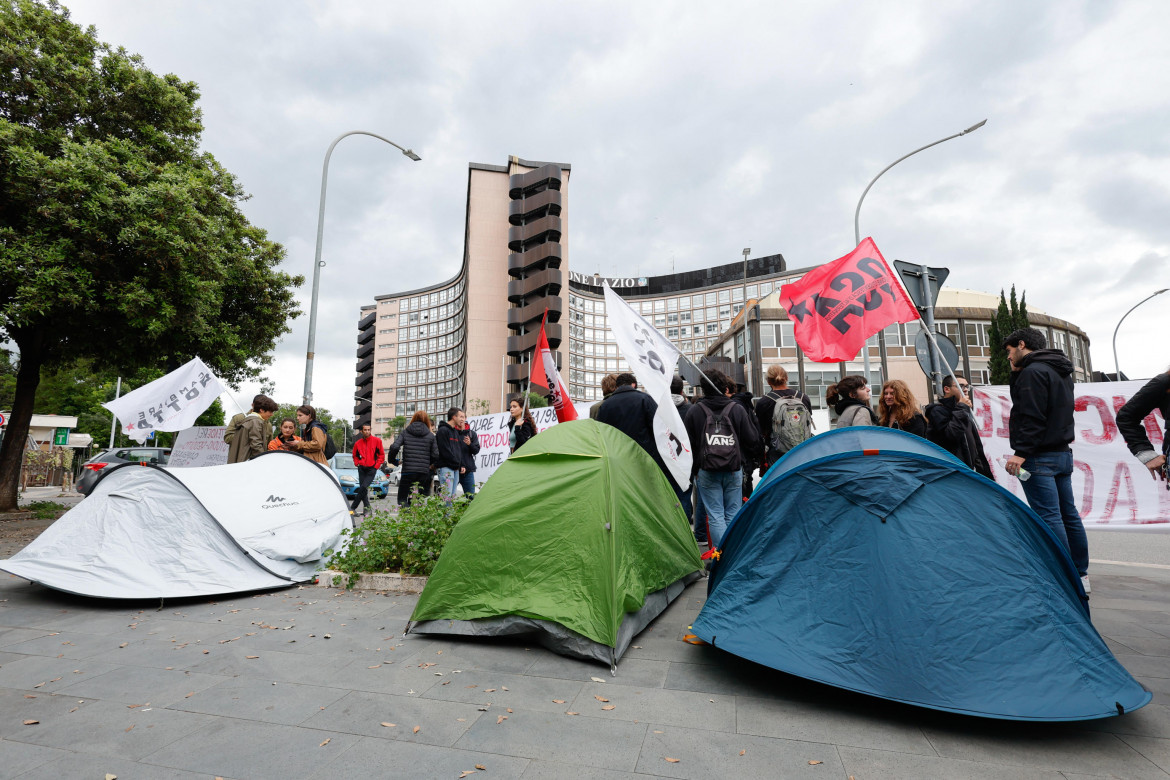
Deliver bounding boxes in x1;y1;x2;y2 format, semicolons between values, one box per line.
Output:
508;188;561;226
507;214;562;253
506;296;562;332
507;242;563;278
508;163;563;200
507;267;562;304
505;322;562;358
504;351;562;384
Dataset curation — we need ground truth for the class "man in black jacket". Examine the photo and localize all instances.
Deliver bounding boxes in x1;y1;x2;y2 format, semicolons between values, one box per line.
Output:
684;370;763;549
925;375;991;478
1116;369;1170;484
597;374;669;477
436;408;481;502
1002;327;1089;590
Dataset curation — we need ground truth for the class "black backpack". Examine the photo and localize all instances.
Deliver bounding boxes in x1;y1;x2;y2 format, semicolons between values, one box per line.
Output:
309;421;338;459
699;404;741;471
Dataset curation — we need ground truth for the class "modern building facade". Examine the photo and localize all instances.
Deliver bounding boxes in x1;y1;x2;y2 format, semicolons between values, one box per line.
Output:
703;286;1093;408
355;155;795;428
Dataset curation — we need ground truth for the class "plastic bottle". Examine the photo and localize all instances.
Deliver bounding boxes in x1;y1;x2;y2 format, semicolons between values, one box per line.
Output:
1017;468;1031;482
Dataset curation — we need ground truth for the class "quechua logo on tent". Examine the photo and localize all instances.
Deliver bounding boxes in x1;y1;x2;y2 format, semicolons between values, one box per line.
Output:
262;494;300;509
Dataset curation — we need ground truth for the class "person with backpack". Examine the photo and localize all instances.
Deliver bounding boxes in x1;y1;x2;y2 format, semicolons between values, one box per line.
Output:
684;369;763;549
286;405;335;465
225;394;279;463
756;365;813;471
387;410;440;506
827;376;878;428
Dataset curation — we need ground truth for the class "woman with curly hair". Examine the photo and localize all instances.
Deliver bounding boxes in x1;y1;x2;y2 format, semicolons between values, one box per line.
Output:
878;379;929;439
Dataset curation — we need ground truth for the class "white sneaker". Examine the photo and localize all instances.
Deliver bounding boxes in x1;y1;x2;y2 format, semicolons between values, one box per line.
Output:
1081;575;1091;594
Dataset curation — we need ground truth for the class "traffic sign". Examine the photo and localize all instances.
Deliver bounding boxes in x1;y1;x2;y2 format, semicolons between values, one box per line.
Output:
53;427;70;446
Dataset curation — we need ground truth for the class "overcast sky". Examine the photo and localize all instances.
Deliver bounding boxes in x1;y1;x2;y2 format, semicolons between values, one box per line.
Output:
66;0;1170;419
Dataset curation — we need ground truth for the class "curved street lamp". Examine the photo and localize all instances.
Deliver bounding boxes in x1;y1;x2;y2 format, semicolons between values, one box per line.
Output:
303;131;421;405
1113;288;1168;380
852;119;987;387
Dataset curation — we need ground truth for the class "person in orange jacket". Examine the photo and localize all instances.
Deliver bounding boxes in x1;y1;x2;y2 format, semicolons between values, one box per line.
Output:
268;417;301;451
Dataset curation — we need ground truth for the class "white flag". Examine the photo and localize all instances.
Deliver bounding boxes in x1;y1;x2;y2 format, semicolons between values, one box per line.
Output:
603;283;692;489
103;357;227;444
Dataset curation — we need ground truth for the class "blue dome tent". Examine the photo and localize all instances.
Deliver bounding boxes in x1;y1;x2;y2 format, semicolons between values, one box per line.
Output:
690;427;1150;721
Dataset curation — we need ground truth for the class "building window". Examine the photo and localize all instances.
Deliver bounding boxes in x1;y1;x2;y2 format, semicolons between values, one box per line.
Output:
667;298;678;311
667;328;679;339
667;313;678;325
761;326;776;348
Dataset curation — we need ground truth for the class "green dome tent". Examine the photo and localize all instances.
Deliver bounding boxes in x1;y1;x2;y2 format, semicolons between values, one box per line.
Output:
408;420;702;669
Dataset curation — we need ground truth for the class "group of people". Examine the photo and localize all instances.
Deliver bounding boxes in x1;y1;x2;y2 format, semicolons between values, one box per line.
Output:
225;397;334;465
826;373;993;478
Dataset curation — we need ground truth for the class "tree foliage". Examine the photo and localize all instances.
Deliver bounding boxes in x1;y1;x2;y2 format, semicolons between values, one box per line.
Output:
987;285;1030;384
0;1;302;508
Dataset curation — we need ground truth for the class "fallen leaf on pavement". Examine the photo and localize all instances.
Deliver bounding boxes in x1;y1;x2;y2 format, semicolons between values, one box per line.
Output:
552;699;565;704
105;775;117;780
22;719;38;725
665;757;680;763
368;664;381;669
124;725;134;732
50;677;62;682
412;725;420;734
475;765;486;771
419;662;437;669
202;650;209;654
594;695;609;702
653;730;664;734
601;705;615;710
319;738;330;747
501;686;508;691
496;715;506;724
459;773;475;779
590;677;606;683
442;680;451;685
506;708;512;713
808;760;822;765
484;688;495;692
69;707;78;713
118;643;128;648
381;722;396;728
565;711;579;716
739;750;746;756
32;682;44;689
23;694;35;699
457;718;467;722
245;656;259;660
184;692;194;698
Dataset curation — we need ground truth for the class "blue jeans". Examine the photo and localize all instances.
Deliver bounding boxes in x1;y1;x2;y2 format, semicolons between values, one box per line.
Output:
1020;451;1089;576
696;469;741;548
438;467;458;500
459;471;477;498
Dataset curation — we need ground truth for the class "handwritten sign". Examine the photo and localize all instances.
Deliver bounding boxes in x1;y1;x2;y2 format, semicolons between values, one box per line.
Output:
467;407;559;485
169;426;230;468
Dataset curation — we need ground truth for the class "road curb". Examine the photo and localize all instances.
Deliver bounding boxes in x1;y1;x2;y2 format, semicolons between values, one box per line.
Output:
315;569;427;593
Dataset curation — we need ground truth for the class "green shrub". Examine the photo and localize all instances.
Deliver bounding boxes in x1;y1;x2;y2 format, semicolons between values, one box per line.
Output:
324;492;470;587
25;501;67;520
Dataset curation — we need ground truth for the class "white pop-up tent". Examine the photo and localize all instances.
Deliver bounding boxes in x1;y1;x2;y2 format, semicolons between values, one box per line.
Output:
0;451;352;599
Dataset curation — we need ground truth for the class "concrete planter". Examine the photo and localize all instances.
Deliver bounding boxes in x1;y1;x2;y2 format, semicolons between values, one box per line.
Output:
315;570;428;593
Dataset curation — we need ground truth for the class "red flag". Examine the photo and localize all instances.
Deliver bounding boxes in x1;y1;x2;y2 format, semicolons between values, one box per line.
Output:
779;238;920;362
531;312;578;423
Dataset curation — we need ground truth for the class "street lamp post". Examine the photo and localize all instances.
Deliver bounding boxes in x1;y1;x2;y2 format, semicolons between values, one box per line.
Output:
853;119;987;387
1113;289;1168;380
742;247;751;393
303;131;420;406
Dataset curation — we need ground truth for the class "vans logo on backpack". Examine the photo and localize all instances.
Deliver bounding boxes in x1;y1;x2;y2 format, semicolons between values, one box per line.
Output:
706;433;736;447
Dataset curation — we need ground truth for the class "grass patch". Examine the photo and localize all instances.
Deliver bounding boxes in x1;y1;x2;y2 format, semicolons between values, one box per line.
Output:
24;501;68;520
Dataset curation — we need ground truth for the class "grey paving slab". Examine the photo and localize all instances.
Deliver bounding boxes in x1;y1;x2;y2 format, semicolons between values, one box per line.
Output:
1083;703;1170;740
170;676;350;725
455;707;647;771
421;668;585;714
1115;635;1170;657
1122;735;1170;775
567;682;737;732
838;745;1067;779
0;688;103;740
399;636;549;674
0;654;120;694
0;605;77;630
663;657;787;698
48;608;154;636
85;636;223;670
143;718;361;780
131;616;253;644
1;629;137;660
736;692;936;754
923;723;1170;778
619;634;723;666
633;723;845;779
11;751;211;780
1114;653;1170;680
54;664;225;707
4;698;214;760
0;736;66;776
519;762;645;780
182;643;340;684
311;733;530;780
302;689;483;746
0;651;26;666
1094;617;1170;640
320;653;446;697
525;651;669;688
0;627;52;648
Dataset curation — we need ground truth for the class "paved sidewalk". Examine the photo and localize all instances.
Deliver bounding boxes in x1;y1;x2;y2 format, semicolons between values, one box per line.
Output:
0;561;1167;779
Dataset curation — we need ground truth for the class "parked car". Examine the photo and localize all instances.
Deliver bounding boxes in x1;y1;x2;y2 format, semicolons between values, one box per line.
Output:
383;464;444;497
77;447;171;495
328;454;389;500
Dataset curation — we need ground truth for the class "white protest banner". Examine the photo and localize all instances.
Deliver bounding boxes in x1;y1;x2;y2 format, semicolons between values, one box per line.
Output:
103;357;226;444
169;426;230;468
467;407;559;485
975;381;1169;527
602;282;692;489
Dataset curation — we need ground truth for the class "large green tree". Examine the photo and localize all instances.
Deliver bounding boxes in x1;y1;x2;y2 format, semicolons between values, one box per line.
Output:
987;285;1030;384
0;1;301;509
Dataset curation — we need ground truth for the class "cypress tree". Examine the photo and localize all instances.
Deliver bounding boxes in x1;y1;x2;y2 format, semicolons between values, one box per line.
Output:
988;290;1014;384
